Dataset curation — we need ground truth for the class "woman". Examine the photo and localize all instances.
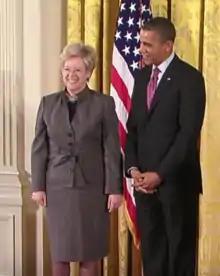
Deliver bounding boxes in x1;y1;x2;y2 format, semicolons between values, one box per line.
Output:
31;43;123;276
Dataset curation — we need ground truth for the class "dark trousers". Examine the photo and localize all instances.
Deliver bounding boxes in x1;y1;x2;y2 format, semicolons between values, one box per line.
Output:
135;188;199;276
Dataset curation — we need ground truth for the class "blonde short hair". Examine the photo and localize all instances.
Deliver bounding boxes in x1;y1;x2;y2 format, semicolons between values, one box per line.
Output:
60;43;97;72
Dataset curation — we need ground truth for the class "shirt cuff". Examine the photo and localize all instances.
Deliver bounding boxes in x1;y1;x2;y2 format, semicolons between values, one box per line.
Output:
127;167;138;177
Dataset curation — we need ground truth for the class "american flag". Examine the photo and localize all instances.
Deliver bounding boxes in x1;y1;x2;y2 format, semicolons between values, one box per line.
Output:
110;0;152;247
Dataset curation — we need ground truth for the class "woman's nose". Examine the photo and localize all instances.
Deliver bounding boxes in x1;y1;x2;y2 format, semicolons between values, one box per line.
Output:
69;70;76;77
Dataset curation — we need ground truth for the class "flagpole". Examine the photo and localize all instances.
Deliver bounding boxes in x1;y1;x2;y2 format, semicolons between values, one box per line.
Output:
167;0;171;19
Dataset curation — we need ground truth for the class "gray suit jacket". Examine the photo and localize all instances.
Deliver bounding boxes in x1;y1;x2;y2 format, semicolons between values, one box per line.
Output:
31;87;123;194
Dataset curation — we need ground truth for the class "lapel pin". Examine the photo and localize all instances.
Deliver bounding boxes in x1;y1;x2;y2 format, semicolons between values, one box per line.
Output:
167;77;171;81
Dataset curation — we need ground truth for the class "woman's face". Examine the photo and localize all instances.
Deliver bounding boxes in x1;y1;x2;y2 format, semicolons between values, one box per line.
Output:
62;56;91;94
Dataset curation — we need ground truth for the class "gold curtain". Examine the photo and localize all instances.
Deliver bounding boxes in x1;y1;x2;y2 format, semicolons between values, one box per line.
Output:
67;0;220;275
168;1;220;275
67;2;128;276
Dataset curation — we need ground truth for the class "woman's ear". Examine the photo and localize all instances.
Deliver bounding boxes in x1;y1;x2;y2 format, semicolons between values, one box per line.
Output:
86;71;92;82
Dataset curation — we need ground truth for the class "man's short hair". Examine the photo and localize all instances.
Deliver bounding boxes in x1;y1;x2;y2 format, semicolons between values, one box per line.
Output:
142;17;176;42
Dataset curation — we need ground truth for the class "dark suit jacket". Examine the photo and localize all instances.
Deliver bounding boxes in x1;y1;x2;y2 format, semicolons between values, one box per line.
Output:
31;87;123;194
125;55;206;195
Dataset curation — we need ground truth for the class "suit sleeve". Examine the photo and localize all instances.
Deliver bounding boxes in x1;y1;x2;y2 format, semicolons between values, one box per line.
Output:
103;96;123;194
157;72;206;180
31;97;48;192
124;77;139;177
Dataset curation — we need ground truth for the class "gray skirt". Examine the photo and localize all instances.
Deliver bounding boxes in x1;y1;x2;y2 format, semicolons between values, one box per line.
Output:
46;187;110;262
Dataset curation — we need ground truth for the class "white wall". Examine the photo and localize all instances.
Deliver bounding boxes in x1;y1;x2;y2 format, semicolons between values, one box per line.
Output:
0;0;67;275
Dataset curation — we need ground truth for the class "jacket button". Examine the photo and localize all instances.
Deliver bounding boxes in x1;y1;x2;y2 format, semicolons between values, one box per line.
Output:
67;133;72;137
68;142;73;146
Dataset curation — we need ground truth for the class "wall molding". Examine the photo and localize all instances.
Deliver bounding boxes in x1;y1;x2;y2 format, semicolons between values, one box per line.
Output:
0;214;15;276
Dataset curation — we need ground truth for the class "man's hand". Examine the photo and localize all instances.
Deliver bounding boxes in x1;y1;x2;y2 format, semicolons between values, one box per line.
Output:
130;168;142;183
130;168;146;193
134;172;161;192
130;168;153;194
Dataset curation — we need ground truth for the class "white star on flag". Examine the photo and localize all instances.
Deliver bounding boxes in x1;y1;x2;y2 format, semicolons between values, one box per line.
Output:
129;3;136;12
118;17;123;26
147;8;152;15
130;60;139;71
137;19;142;28
133;47;140;56
122;45;130;55
115;31;121;40
141;4;147;13
124;31;132;41
120;2;126;11
134;32;140;43
127;17;134;27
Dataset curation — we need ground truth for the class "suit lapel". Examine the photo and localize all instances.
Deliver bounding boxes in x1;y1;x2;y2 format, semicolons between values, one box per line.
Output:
148;55;179;117
59;91;73;132
47;91;74;147
135;67;151;128
50;88;92;145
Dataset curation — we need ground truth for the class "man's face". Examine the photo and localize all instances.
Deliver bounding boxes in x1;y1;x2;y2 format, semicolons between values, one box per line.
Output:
139;29;173;66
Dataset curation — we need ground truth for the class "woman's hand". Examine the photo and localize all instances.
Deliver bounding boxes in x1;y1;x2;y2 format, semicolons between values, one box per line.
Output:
108;194;123;212
31;191;47;207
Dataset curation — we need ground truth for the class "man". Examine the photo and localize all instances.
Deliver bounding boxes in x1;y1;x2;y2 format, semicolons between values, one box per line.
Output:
125;17;206;276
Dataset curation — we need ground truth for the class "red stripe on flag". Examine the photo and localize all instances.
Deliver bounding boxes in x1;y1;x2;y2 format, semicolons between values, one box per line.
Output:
111;66;132;112
123;178;140;241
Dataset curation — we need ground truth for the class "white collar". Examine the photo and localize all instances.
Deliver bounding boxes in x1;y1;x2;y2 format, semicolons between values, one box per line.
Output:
152;52;175;74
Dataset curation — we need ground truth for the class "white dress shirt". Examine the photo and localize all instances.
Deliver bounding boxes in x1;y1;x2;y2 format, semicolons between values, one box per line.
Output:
152;52;175;86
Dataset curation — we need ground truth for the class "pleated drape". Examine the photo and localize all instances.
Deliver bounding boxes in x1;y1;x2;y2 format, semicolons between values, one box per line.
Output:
67;1;220;275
